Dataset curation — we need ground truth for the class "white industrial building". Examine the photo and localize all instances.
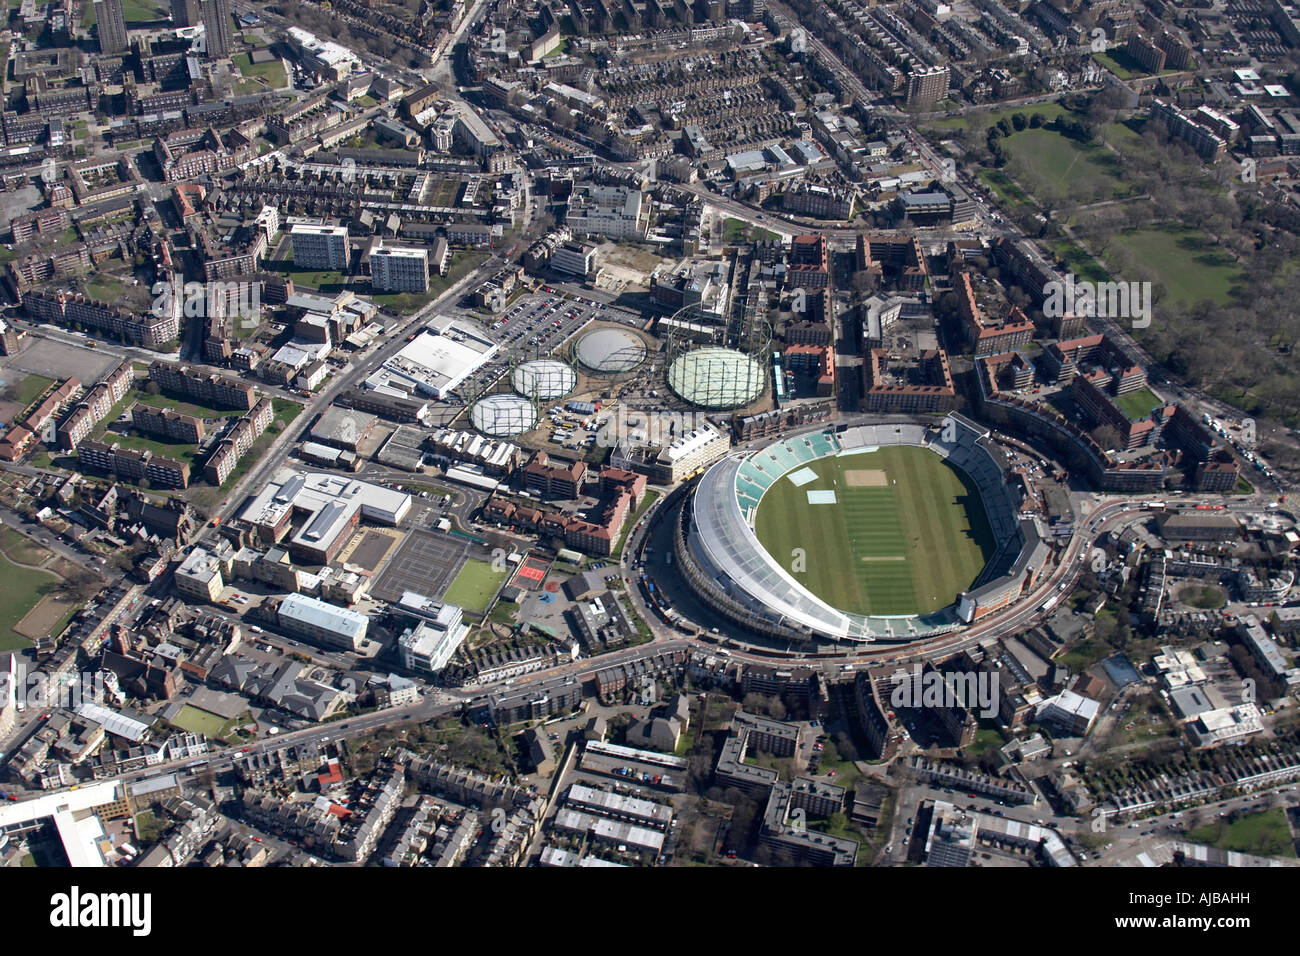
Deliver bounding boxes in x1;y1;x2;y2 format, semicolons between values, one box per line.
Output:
566;183;647;240
363;316;498;399
550;241;597;277
0;780;126;867
286;26;361;80
1035;689;1101;736
1188;704;1263;748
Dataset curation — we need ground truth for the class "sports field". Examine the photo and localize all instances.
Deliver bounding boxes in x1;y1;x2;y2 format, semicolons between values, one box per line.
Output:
753;446;996;616
442;558;510;615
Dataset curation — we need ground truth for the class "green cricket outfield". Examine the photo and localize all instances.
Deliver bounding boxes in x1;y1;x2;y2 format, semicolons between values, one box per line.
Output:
753;445;997;616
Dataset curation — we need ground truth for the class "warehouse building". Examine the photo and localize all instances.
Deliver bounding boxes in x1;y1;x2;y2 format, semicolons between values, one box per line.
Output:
363;316;498;400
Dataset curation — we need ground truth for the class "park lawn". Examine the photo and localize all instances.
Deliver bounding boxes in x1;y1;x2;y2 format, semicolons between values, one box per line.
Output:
723;218;780;243
0;553;61;651
1103;118;1147;152
121;0;164;23
1109;226;1243;309
443;558;510;614
1114;386;1162;421
171;704;230;737
1092;50;1136;80
723;218;749;242
927;102;1068;133
103;430;199;466
2;528;50;566
134;810;163;845
14;374;55;408
132;389;246;419
674;728;695;757
236;53;287;89
1185;809;1296;859
1051;240;1111;284
978;168;1034;217
1179;583;1226;609
265;260;352;293
1000;126;1136;202
753;445;995;616
968;727;1005;754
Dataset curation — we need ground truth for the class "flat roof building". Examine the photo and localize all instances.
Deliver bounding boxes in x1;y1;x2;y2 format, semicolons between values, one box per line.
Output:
397;598;469;674
278;593;369;651
291;223;350;271
240;468;411;564
371;244;430;293
363;317;498;399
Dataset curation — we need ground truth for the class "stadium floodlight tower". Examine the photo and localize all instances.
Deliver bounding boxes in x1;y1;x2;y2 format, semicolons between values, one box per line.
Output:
663;303;771;410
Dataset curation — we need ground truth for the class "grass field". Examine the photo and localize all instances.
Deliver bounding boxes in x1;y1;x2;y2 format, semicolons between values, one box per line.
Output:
1114;385;1162;421
443;558;510;614
1185;809;1296;859
133;389;246;419
2;528;48;566
927;102;1068;133
723;218;780;243
753;446;996;616
1002;127;1137;202
86;275;124;302
235;53;287;90
13;374;54;408
1109;227;1243;309
0;554;62;651
171;705;229;738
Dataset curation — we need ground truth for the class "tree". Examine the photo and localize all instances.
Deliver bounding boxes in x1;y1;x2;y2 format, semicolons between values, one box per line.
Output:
144;381;161;396
1093;424;1124;452
851;270;880;295
742;693;786;721
833;732;858;762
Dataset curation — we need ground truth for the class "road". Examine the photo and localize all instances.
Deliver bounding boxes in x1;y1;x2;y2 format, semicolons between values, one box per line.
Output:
194;257;502;540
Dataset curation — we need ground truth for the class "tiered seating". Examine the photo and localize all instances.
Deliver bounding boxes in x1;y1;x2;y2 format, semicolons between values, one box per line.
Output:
733;430;841;512
808;431;839;458
896;424;927;445
838;427;868;450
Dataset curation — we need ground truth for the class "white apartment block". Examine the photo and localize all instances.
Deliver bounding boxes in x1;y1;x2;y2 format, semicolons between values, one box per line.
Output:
174;547;225;602
371;245;430;293
566;184;647;240
658;423;731;483
551;241;597;277
291;223;350;271
398;603;469;673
